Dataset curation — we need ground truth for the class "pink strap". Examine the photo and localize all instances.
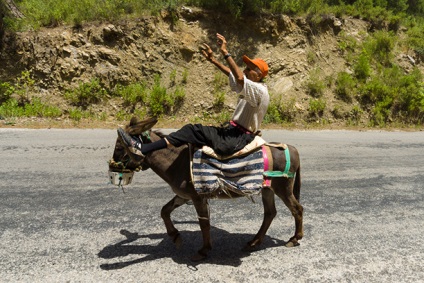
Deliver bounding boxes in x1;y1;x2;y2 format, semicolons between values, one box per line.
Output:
230;120;252;134
262;146;271;187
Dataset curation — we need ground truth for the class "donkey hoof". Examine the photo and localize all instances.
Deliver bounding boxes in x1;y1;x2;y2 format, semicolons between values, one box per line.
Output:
190;251;208;262
173;234;182;249
242;240;260;252
285;239;300;248
242;245;256;252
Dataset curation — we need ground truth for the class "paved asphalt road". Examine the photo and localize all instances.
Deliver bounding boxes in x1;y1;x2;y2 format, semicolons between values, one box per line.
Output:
0;128;423;282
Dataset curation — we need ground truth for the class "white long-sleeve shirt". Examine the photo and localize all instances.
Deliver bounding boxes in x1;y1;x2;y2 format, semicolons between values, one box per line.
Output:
229;72;269;133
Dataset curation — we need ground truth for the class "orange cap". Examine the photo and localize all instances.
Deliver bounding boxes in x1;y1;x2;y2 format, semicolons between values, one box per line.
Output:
243;55;269;79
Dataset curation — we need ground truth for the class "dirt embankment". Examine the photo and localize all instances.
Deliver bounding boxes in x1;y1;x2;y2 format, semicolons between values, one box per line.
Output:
0;7;422;129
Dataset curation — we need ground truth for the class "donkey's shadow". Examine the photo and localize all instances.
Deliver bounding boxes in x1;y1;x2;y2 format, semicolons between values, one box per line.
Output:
98;222;286;270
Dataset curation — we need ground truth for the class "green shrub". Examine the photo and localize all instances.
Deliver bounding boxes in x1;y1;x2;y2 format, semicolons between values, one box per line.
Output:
264;95;297;124
214;109;232;124
169;69;177;86
395;68;424;122
15;70;35;104
335;71;356;102
280;97;298;122
0;82;15;103
68;107;97;121
172;86;186;107
306;50;317;65
0;97;61;118
13;0;149;29
407;0;424;15
338;31;358;55
309;98;326;117
388;14;402;31
354;52;371;81
387;0;408;13
331;104;343;119
182;69;189;84
211;72;228;109
116;109;132;121
97;112;108;121
263;94;283;124
68;108;84;121
132;108;148;119
305;69;325;97
360;75;392;104
269;0;311;14
358;65;424;124
364;30;396;66
65;79;107;109
213;72;227;91
193;0;249;18
213;91;226;108
0;99;25;118
7;0;424;32
148;74;173;116
353;0;373;14
372;95;394;126
347;105;363;126
24;98;62;117
374;30;396;60
359;70;394;125
115;82;147;106
149;74;186;116
363;6;390;24
406;24;424;61
410;82;424;122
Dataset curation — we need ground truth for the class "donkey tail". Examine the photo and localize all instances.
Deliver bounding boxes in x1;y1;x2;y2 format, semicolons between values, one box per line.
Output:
293;165;301;201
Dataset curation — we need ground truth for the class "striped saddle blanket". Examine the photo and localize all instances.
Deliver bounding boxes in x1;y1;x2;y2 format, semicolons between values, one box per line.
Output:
192;148;264;195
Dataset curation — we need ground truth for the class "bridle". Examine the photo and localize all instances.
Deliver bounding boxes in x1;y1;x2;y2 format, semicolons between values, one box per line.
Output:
108;130;152;192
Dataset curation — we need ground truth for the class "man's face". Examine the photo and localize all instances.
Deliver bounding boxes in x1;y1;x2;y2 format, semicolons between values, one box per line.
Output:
243;62;262;82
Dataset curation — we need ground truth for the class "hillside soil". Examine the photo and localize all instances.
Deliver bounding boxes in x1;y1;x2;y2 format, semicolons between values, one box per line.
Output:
0;7;422;129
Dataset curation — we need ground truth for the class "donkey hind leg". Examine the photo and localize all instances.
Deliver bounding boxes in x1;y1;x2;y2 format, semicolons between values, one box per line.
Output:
273;177;304;247
190;197;211;261
243;187;277;252
161;195;189;249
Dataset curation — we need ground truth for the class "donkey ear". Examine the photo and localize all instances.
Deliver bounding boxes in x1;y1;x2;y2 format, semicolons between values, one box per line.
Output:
129;116;140;126
141;117;158;130
127;117;158;135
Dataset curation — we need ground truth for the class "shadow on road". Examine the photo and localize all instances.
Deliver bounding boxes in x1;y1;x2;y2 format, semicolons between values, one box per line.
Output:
98;225;287;270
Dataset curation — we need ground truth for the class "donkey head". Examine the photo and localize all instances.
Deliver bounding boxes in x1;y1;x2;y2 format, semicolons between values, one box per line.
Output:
108;116;158;186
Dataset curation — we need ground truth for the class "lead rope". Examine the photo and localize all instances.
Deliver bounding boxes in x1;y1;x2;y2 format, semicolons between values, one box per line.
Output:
118;173;126;193
109;156;131;194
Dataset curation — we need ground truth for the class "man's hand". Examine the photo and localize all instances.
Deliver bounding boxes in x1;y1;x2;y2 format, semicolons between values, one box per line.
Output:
201;43;215;62
216;33;228;55
200;36;231;76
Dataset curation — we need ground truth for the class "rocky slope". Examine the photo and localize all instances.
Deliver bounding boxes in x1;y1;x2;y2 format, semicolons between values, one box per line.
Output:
0;7;422;128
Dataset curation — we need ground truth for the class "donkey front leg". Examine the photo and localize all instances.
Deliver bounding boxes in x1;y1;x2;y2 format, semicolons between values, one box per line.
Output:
243;187;276;251
191;197;211;261
161;195;189;249
273;179;304;247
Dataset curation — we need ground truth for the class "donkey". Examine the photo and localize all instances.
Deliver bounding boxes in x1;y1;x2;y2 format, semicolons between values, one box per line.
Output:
108;117;303;261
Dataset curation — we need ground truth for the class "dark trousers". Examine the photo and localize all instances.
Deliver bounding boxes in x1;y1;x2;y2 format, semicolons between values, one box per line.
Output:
166;123;255;156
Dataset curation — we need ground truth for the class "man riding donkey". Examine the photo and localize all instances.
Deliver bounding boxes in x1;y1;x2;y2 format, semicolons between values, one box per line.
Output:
117;33;269;159
111;35;304;260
